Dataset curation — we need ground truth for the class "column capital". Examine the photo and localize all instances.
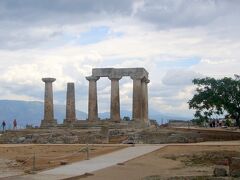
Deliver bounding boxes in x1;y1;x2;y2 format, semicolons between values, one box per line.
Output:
108;76;122;81
142;77;150;83
42;78;56;83
130;75;142;80
86;76;100;82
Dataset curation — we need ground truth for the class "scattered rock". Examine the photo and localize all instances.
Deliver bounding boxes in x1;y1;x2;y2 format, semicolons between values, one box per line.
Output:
60;160;68;165
117;163;125;165
229;157;240;177
24;139;33;144
213;165;227;177
15;158;25;163
17;137;26;143
62;135;79;144
6;160;21;167
83;173;94;177
122;138;135;144
216;159;229;166
24;170;37;174
25;134;33;139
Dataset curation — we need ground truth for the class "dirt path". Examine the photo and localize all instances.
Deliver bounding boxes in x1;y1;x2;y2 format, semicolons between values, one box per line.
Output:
77;143;240;180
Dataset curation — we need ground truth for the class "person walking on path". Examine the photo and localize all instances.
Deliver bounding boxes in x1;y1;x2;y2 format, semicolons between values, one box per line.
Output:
13;119;17;130
1;120;6;132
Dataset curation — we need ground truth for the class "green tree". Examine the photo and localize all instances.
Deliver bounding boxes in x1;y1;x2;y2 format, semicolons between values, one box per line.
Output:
188;76;240;127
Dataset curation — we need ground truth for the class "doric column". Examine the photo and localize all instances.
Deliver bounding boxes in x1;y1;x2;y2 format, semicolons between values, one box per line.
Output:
131;76;143;121
64;82;76;124
109;76;121;122
41;78;57;127
86;76;100;121
142;78;150;124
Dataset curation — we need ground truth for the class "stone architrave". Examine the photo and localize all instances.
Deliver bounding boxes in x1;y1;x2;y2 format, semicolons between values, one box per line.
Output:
131;76;143;121
41;78;57;127
86;76;100;121
86;68;150;125
64;82;76;124
109;76;121;122
142;78;150;124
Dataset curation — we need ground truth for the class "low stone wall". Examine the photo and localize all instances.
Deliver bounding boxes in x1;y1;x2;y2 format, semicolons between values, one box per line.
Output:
1;127;240;144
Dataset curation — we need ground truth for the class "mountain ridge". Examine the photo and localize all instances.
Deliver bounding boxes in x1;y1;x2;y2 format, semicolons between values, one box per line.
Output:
0;100;191;128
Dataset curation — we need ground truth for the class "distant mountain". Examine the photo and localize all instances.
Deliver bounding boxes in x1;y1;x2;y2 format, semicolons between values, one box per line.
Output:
98;109;192;124
0;100;192;128
0;100;87;128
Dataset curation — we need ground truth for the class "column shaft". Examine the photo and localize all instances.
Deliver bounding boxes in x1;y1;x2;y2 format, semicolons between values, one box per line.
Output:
142;80;149;124
41;78;57;127
64;83;76;124
86;76;99;121
132;78;142;121
44;82;54;120
110;78;120;122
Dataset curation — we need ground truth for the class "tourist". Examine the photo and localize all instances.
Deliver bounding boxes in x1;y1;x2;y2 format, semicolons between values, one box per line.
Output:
13;119;17;130
1;120;6;132
213;120;216;128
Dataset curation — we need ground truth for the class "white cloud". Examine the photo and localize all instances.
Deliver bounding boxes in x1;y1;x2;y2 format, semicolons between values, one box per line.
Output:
0;0;240;118
162;69;202;86
191;59;240;78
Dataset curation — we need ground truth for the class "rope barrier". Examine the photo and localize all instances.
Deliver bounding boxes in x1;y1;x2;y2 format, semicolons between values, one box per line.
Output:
17;145;92;162
10;144;94;171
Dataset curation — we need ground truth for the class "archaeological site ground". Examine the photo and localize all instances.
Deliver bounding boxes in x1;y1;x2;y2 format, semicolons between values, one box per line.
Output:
1;68;240;180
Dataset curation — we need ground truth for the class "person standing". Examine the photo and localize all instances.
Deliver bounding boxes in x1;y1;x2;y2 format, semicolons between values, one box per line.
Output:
1;121;6;132
13;119;17;130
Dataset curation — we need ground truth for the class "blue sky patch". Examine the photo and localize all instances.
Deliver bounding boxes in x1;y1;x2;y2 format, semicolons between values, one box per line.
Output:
78;26;110;45
43;26;124;48
77;26;124;45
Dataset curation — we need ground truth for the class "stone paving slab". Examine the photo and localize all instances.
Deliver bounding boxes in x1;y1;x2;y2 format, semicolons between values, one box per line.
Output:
4;145;164;180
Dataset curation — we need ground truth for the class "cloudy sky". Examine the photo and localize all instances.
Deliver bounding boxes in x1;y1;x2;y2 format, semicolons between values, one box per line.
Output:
0;0;240;117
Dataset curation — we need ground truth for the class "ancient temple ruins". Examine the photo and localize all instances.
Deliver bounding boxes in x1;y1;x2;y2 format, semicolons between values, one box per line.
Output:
86;68;150;124
40;68;150;128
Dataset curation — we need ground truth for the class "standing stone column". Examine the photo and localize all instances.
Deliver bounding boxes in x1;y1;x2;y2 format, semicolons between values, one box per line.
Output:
142;78;150;124
109;77;121;122
41;78;57;127
64;82;76;125
86;76;100;121
131;76;143;121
